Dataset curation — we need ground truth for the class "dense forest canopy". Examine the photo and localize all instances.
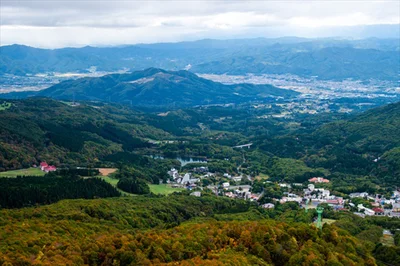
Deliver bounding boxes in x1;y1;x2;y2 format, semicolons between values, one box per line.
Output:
0;171;120;208
0;195;385;265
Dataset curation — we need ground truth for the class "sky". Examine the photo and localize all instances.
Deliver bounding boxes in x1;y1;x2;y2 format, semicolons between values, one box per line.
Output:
0;0;399;48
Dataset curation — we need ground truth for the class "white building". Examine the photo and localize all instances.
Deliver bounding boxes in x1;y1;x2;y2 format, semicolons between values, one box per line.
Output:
349;192;368;198
357;204;375;216
222;182;230;188
322;190;330;198
262;203;275;209
364;208;375;216
168;168;179;179
225;192;235;198
392;191;400;199
281;196;302;204
181;173;191;184
190;191;201;197
231;175;243;182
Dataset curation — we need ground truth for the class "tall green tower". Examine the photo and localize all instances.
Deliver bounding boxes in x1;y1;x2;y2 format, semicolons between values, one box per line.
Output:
316;206;324;230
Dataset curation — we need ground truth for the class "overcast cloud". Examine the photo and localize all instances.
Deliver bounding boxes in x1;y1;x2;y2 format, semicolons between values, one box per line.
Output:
0;0;399;48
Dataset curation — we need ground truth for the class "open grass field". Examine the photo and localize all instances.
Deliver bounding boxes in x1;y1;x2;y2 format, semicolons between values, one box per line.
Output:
255;173;270;181
98;175;119;186
0;167;45;177
0;102;12;111
311;218;336;227
95;176;183;196
94;175;135;196
322;219;337;225
149;184;185;195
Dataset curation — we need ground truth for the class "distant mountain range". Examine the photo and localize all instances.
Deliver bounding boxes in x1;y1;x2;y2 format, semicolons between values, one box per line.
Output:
1;37;399;80
1;68;298;107
191;46;399;80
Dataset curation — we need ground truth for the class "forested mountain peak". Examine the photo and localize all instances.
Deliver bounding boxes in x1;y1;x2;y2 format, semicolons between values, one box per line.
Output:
2;68;298;107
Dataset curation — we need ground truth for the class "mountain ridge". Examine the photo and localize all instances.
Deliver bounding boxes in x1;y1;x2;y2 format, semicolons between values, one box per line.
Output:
1;68;298;107
1;37;399;80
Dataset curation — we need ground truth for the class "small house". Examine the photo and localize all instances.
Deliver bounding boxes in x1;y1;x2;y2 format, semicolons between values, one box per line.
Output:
392;203;400;213
308;177;329;183
40;162;48;171
373;208;384;216
44;166;57;172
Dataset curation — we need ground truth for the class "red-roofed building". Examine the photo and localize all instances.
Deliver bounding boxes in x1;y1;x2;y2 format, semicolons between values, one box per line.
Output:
43;166;57;172
373;208;384;216
249;194;260;200
40;162;48;171
327;199;339;205
308;177;330;183
326;197;344;205
39;162;56;172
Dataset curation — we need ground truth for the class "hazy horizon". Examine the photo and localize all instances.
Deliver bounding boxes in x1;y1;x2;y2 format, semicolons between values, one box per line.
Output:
2;30;400;49
1;0;399;48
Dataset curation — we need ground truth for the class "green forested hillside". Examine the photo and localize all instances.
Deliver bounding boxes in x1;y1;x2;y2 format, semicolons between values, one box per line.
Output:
254;101;400;187
309;102;400;184
0;195;377;265
0;98;170;171
1;98;399;189
314;102;400;154
2;68;298;106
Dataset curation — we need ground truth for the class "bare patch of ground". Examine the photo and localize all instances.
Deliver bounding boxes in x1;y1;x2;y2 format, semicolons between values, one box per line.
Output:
98;168;117;176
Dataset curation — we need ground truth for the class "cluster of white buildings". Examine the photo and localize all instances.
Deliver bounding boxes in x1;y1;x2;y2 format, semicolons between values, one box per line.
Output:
167;168;200;186
167;168;247;190
207;184;262;201
280;193;302;204
349;190;400;217
302;184;344;207
223;173;243;182
167;166;400;219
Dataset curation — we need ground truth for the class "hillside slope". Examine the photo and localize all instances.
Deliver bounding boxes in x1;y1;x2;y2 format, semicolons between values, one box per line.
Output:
2;68;298;107
0;98;170;170
0;195;376;265
314;101;400;154
255;101;400;185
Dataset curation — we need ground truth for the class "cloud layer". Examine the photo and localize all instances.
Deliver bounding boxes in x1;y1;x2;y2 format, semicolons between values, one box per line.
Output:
1;0;399;47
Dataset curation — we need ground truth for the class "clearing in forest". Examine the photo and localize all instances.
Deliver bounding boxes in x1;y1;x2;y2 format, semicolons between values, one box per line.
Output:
149;184;185;195
98;168;117;176
0;102;12;111
0;167;45;177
